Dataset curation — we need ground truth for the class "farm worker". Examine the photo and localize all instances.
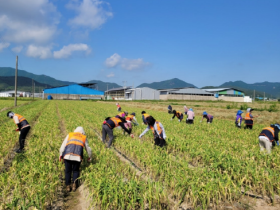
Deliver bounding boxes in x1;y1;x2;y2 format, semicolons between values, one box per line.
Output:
258;124;280;154
244;108;258;129
141;111;150;125
171;110;183;122
102;116;134;148
168;105;172;114
116;103;121;112
116;111;128;119
186;108;195;124
201;112;213;123
59;126;92;192
235;110;243;128
139;116;166;147
124;112;139;129
184;106;188;115
7;111;31;153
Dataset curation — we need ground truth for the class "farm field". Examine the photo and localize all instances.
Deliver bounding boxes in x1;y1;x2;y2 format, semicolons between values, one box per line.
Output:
0;99;280;209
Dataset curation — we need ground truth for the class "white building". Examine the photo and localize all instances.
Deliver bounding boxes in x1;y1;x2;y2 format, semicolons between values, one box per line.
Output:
0;90;31;97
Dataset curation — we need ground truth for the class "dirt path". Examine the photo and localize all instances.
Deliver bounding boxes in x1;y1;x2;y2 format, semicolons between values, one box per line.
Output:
55;103;93;210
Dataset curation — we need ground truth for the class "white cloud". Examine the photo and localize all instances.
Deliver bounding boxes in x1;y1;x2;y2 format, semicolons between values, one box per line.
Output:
0;42;10;51
105;53;121;68
67;0;113;30
12;46;23;53
105;53;151;71
53;43;91;59
106;72;115;78
26;45;52;59
0;0;60;44
121;58;150;71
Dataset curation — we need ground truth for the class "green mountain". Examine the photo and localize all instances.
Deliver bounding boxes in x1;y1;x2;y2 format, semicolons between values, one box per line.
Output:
87;80;121;92
0;67;74;87
219;81;280;98
0;76;52;92
137;78;196;89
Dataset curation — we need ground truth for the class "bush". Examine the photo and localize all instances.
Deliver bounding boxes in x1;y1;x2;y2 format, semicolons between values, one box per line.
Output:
240;104;248;111
268;103;278;112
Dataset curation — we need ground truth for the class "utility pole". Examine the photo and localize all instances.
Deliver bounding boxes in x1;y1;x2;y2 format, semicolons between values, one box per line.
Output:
32;79;34;100
264;92;265;102
253;90;255;103
14;56;18;106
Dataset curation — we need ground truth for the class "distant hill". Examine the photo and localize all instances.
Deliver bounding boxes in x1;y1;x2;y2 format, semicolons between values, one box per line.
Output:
0;76;52;92
87;80;121;92
0;67;74;87
202;80;280;98
137;78;196;89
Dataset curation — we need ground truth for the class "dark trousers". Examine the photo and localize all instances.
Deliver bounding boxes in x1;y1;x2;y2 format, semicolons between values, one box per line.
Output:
245;124;253;129
186;119;194;124
19;126;30;149
154;137;166;147
64;159;81;186
168;110;172;114
207;118;213;123
102;124;114;147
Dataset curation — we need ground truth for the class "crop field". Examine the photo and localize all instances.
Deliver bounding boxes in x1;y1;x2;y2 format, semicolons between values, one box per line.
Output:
0;99;280;210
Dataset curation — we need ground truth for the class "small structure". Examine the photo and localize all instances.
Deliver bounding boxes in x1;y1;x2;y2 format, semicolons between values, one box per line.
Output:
159;87;251;102
0;90;31;97
43;84;104;100
105;87;160;100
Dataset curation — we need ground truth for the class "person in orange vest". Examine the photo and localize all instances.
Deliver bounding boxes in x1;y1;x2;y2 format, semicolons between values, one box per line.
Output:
124;112;139;130
244;108;258;129
59;127;92;192
116;111;128;119
171;110;184;122
7;111;31;153
141;111;150;125
116;103;121;112
258;124;280;154
139;116;166;147
102;116;134;148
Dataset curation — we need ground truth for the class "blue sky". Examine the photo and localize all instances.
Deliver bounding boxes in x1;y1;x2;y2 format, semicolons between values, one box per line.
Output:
0;0;279;87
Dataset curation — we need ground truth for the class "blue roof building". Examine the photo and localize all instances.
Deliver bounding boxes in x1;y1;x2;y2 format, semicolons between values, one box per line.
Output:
43;84;104;100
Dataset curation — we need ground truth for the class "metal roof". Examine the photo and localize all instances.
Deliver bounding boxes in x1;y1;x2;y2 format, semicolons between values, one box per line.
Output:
44;84;104;95
157;87;195;90
202;88;243;92
159;87;212;95
106;86;132;92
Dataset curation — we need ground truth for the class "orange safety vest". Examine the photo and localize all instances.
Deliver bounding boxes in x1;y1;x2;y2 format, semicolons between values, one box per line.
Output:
259;127;275;141
14;113;29;129
244;112;253;125
176;111;182;118
117;112;126;118
106;117;123;129
126;115;134;121
150;121;163;138
63;132;86;159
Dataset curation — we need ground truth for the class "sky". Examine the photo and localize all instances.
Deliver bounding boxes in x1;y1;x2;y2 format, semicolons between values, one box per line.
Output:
0;0;279;88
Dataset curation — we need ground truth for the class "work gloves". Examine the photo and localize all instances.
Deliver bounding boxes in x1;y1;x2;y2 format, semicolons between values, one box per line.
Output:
130;134;134;138
59;156;63;162
170;118;173;121
87;157;91;162
15;128;20;132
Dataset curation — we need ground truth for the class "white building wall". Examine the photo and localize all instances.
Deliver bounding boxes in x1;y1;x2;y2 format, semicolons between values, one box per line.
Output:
131;87;160;100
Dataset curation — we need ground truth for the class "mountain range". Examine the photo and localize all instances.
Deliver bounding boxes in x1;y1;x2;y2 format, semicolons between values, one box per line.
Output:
0;67;279;98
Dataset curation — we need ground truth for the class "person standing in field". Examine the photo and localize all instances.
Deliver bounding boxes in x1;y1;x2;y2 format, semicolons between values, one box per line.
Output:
186;108;195;124
139;116;166;147
102;116;134;148
201;112;214;123
258;124;280;154
244;108;258;129
7;111;31;153
235;110;243;128
116;103;121;112
141;111;150;125
168;105;172;114
171;110;184;122
59;126;92;192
